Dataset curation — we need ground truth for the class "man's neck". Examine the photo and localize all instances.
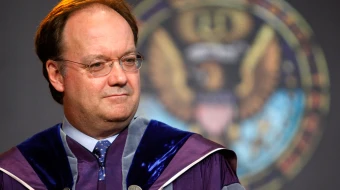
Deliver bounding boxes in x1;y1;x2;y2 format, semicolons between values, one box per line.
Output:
62;116;118;152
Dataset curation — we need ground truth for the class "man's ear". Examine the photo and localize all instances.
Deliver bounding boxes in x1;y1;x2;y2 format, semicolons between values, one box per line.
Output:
46;60;65;92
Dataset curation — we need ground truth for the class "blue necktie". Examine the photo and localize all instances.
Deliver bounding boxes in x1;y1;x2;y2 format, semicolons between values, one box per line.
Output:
93;140;111;180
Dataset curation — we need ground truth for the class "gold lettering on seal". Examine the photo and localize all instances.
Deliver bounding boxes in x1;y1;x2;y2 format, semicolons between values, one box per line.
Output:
177;8;252;43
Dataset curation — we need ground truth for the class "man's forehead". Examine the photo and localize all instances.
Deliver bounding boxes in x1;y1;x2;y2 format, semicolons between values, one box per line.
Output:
68;3;120;19
60;2;135;59
62;3;127;40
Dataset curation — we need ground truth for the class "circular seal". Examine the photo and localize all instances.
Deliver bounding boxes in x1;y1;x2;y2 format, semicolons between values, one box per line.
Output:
134;0;330;189
128;185;143;190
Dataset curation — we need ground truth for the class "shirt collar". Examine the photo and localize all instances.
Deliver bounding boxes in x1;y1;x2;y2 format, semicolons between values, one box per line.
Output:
62;116;118;152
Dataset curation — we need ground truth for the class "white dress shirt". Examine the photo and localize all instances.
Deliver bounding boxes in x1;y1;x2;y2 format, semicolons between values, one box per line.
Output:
62;116;118;152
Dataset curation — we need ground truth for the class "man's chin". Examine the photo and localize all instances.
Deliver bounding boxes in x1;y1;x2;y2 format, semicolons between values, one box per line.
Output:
100;106;138;124
102;113;133;123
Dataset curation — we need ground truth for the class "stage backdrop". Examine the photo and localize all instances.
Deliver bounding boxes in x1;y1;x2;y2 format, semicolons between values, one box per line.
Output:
1;0;339;189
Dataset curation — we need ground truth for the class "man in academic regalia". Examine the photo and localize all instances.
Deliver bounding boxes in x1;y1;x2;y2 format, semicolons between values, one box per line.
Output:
0;0;245;189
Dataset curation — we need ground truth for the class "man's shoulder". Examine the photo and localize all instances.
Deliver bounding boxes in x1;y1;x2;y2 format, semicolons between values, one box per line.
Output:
154;119;239;173
0;147;38;189
0;123;69;190
143;119;240;189
147;119;236;159
0;147;21;163
0;123;63;173
149;119;235;155
168;132;237;172
1;123;62;152
186;133;237;168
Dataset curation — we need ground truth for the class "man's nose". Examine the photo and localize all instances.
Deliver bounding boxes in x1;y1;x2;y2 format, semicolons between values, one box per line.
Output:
107;61;128;86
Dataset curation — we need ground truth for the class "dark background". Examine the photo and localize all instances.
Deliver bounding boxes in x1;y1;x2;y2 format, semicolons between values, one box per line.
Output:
0;0;339;189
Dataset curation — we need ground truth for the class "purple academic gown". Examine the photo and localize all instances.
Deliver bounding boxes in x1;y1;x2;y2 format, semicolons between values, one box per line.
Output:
0;117;244;190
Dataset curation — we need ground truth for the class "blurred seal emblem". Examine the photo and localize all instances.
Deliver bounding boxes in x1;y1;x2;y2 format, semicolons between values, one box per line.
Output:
134;0;330;189
128;185;142;190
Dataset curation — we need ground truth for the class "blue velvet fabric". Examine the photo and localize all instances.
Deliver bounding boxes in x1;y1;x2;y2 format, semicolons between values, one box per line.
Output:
17;124;73;190
127;120;193;189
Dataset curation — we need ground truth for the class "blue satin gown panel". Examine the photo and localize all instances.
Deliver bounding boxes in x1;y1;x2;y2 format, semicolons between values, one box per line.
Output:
17;124;74;190
127;120;193;189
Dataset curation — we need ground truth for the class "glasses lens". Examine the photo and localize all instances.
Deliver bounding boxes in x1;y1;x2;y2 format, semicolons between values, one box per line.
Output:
121;53;143;71
89;61;112;77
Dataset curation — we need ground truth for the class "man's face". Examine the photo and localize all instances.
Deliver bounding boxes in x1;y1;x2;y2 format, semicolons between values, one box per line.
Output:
57;5;140;134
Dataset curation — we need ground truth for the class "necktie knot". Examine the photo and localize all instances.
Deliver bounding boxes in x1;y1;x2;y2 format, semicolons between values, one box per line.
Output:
93;140;111;180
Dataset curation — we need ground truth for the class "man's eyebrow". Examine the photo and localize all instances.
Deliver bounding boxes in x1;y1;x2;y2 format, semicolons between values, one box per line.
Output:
125;49;137;55
81;50;138;62
81;55;110;62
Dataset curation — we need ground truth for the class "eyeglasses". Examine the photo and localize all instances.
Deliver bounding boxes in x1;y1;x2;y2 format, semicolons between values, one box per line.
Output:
55;52;143;77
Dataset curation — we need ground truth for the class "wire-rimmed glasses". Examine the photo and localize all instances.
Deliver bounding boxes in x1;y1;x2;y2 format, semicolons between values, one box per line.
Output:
54;52;143;77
